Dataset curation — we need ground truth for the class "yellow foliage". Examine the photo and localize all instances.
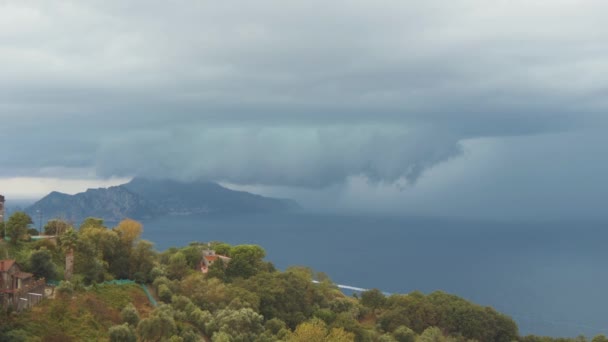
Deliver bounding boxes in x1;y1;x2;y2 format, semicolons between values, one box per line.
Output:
115;219;143;246
327;327;355;342
289;319;354;342
290;319;327;342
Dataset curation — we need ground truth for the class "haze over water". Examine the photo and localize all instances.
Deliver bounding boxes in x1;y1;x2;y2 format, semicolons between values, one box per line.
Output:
142;213;608;338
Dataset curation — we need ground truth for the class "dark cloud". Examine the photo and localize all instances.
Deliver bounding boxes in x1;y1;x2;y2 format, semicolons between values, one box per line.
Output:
1;1;607;217
95;124;462;187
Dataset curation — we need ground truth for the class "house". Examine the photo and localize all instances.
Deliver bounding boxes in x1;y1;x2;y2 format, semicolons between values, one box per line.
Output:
200;248;231;274
0;259;45;310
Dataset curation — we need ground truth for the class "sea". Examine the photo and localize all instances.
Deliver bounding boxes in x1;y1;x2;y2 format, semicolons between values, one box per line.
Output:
138;212;607;337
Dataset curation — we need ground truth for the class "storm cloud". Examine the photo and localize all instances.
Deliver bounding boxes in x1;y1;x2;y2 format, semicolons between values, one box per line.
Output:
1;0;608;217
95;124;462;187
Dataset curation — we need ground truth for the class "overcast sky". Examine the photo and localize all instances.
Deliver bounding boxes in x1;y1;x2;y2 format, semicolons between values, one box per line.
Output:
1;0;607;219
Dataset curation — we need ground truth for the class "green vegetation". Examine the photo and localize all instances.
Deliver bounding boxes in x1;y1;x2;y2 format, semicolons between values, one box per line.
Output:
0;212;604;341
5;211;33;245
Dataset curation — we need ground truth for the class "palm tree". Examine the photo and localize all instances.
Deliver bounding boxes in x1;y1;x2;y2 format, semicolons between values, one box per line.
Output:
59;228;78;280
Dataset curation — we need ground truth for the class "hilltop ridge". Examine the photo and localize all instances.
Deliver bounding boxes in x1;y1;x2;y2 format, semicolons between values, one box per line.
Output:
25;178;298;223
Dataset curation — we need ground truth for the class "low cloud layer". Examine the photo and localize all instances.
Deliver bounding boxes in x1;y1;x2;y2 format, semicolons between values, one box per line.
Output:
95;124;462;187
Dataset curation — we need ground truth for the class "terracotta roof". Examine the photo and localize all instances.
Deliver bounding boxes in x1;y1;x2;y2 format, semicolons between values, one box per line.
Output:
204;255;231;262
15;272;33;279
0;259;16;272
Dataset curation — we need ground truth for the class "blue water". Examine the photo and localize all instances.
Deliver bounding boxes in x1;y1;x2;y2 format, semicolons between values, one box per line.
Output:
141;213;608;337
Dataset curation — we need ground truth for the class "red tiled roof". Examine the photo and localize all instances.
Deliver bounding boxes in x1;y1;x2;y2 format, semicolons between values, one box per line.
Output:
0;259;15;272
204;255;231;262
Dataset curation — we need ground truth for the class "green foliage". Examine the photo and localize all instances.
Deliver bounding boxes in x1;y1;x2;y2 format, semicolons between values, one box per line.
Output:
0;239;585;342
56;280;75;296
136;305;178;341
289;318;355;342
392;326;416;342
522;336;593;342
209;307;264;342
59;228;78;251
417;326;446;342
167;251;189;279
226;244;266;279
109;323;137;342
187;307;212;332
377;291;518;342
593;335;608;342
378;333;398;342
3;284;149;341
207;257;227;281
213;242;232;256
29;248;57;280
237;270;317;328
360;289;386;310
178;275;229;312
158;283;173;303
80;217;105;230
121;303;140;326
1;329;32;342
6;211;33;244
44;219;72;235
180;244;203;269
314;308;337;325
130;240;156;281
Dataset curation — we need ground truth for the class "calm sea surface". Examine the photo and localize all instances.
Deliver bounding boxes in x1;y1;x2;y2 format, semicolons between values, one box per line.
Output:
141;213;608;337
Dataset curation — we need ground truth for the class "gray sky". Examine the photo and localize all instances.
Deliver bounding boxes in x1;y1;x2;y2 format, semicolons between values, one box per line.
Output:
1;0;607;219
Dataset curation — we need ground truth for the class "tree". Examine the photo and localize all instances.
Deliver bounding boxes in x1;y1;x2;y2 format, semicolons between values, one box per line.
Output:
29;248;57;280
360;289;386;312
74;225;122;283
289;319;327;342
79;217;105;230
289;318;354;342
210;307;264;342
130;240;156;282
121;303;140;326
226;245;266;279
59;228;78;280
44;219;72;235
167;252;189;279
109;323;136;342
593;335;608;342
158;284;173;303
417;327;445;342
114;219;143;248
5;212;33;244
207;258;227;281
392;326;416;342
137;306;177;341
326;327;355;342
213;243;232;256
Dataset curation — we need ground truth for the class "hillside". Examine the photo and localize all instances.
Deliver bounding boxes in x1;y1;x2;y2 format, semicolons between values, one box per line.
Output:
0;229;600;342
25;186;156;223
25;178;299;223
123;177;299;216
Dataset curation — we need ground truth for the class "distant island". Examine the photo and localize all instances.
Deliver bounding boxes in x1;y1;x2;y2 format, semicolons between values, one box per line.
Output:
25;178;299;223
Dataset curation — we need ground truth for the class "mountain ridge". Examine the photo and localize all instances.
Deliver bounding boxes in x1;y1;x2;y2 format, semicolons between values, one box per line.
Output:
26;178;299;223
